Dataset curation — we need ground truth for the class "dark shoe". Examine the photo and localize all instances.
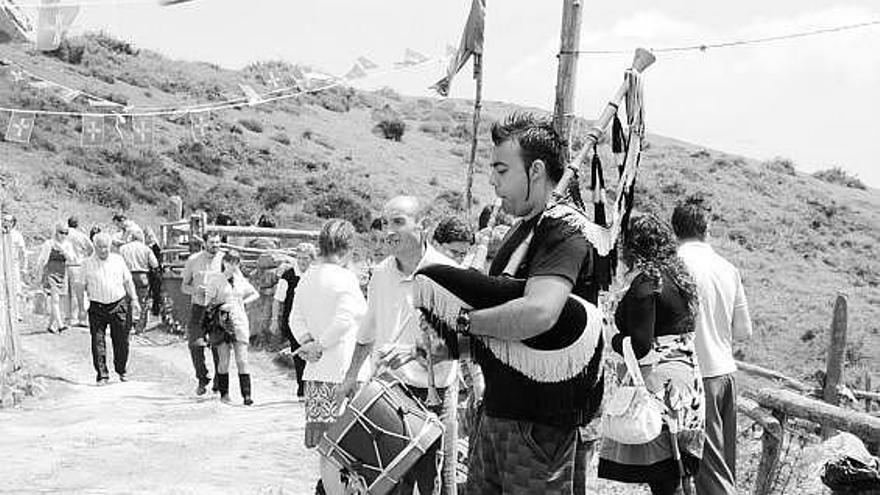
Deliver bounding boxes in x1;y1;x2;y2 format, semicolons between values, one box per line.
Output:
58;326;69;333
119;374;128;382
315;479;326;495
196;379;209;396
239;374;253;406
217;373;230;402
211;376;221;394
46;326;57;334
96;378;109;386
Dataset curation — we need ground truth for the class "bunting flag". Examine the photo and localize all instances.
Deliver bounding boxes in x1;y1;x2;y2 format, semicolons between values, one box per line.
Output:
356;56;378;70
431;0;485;96
4;111;35;143
131;115;154;147
395;48;429;67
344;62;367;80
112;114;127;142
189;112;209;141
59;87;80;103
36;0;80;52
81;114;104;146
238;83;263;106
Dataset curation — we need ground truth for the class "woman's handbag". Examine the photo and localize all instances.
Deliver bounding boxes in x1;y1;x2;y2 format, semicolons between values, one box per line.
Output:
602;336;666;445
202;304;236;346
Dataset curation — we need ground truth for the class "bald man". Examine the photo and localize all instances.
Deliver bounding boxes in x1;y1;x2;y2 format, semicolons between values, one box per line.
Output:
120;230;159;333
337;196;457;495
82;233;140;384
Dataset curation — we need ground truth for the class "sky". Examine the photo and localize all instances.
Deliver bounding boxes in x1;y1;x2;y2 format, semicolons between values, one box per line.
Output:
14;0;880;187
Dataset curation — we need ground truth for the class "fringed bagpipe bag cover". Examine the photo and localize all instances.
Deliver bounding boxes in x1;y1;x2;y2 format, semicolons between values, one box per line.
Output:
412;264;602;384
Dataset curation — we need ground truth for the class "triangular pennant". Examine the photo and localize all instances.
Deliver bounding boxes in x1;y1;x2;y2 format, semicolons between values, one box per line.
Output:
81;114;105;146
344;63;367;80
9;67;26;84
237;83;263;106
431;0;485;96
59;87;80;103
189;112;209;141
131;116;154;147
356;56;378;70
4;111;35;143
396;48;429;67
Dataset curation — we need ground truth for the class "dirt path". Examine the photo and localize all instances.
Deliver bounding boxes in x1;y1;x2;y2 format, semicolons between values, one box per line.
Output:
0;319;319;495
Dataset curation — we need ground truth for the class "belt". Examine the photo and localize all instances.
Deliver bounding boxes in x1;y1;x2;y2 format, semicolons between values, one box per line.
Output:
89;297;126;308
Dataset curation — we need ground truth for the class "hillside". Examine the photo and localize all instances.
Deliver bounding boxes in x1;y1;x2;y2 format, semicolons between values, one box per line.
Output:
1;34;878;388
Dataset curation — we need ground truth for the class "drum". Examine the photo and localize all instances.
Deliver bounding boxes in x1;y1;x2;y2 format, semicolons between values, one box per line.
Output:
318;374;444;495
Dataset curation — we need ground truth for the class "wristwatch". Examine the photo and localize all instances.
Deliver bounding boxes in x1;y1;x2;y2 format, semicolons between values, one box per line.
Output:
456;308;472;335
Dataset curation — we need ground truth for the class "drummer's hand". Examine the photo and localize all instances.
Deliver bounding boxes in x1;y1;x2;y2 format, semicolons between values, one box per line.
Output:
334;377;357;410
380;347;416;371
299;341;323;363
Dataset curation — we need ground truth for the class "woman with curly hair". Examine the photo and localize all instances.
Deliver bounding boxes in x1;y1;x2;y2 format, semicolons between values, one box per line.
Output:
599;214;705;495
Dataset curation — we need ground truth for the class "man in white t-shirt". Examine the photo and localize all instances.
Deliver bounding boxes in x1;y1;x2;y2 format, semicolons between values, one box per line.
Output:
337;195;457;495
673;200;753;495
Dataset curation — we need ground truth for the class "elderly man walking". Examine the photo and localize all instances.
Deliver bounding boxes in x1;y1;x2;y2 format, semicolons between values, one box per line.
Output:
82;233;141;385
120;230;159;334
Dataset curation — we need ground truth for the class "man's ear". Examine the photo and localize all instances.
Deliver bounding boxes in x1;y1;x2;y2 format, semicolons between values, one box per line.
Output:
529;159;546;181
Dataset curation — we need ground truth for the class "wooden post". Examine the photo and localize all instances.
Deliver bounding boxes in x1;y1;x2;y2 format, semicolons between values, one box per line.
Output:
465;53;483;228
552;0;583;159
865;371;873;413
822;293;848;438
739;397;783;495
188;213;204;254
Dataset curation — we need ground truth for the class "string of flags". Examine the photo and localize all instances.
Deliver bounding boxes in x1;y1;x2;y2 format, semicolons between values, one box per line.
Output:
0;47;447;147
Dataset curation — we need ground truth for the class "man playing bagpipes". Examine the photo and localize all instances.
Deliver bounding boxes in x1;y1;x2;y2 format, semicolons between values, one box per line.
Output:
335;195;459;495
413;113;605;494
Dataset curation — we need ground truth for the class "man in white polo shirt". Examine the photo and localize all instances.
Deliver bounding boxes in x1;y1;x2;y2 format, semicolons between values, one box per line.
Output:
337;195;457;495
673;199;753;495
82;233;141;385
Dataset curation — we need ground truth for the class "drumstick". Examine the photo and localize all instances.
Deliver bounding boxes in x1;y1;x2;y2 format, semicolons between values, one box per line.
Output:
423;325;442;408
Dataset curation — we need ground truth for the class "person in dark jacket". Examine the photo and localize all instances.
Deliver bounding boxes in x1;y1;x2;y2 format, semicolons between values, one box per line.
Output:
270;242;318;398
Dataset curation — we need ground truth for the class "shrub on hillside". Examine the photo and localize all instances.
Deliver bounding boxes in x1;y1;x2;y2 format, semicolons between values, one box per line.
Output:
44;39;86;65
376;118;405;141
86;32;139;56
168;142;225;176
764;157;796;176
238;118;264;133
109;149;187;199
37;170;77;193
191;183;258;225
812;167;866;190
81;180;132;209
255;181;306;210
307;191;372;232
270;133;291;145
64;148;115;177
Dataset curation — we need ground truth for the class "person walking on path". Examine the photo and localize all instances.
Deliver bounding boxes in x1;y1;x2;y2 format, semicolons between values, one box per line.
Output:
204;250;259;405
65;216;94;327
270;242;317;400
81;233;141;385
37;223;77;334
673;199;753;495
119;230;159;334
181;233;224;395
2;213;28;320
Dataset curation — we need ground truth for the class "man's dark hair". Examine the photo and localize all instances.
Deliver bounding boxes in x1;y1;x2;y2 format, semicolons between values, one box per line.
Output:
89;225;102;241
67;216;79;228
112;213;126;223
490;112;566;183
433;216;474;245
672;196;710;240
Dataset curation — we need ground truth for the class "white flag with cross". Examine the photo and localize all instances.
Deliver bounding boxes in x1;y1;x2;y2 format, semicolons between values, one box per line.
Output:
4;111;35;143
190;112;209;142
81;114;104;146
131;116;153;147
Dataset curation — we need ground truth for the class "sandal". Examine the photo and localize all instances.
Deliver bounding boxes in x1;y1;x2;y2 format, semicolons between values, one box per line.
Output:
58;326;69;333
